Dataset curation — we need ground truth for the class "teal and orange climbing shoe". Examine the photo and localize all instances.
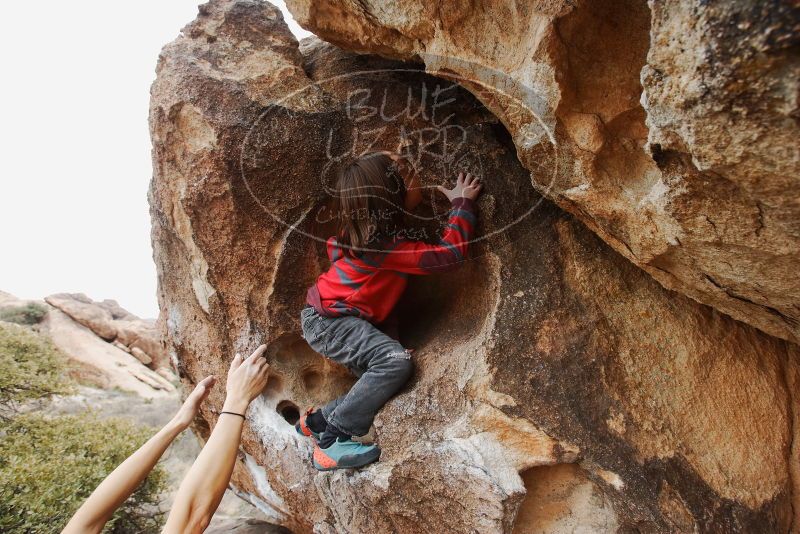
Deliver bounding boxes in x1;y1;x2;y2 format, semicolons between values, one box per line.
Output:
312;438;381;471
295;408;323;442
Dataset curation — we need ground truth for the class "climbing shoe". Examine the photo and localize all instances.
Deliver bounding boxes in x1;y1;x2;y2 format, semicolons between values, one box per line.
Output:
312;438;381;471
295;408;323;442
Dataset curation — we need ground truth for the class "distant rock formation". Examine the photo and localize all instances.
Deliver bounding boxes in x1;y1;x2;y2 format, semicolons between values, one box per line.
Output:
44;293;168;368
0;291;175;398
148;1;800;532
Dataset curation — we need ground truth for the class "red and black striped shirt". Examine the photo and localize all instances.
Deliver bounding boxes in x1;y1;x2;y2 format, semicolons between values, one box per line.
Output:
306;197;477;323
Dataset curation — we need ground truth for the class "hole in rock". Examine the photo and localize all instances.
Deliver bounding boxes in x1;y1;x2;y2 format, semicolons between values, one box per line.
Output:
278;67;539;372
512;464;618;533
279;206;493;359
301;368;323;391
276;400;300;425
261;374;284;398
396;256;494;350
304;198;496;352
261;333;355;410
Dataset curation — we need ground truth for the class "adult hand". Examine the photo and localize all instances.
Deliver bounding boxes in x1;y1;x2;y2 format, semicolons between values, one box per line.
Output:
222;345;270;415
171;375;216;430
63;376;218;534
437;172;482;202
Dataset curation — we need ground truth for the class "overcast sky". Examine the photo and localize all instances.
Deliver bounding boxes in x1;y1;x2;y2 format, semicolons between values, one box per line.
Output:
0;1;309;318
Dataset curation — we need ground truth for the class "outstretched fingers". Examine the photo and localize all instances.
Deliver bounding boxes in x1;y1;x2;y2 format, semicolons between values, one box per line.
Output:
192;375;216;400
230;353;243;373
436;171;482;201
246;344;268;365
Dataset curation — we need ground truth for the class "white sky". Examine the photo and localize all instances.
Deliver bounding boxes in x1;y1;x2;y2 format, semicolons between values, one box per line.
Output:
0;1;310;318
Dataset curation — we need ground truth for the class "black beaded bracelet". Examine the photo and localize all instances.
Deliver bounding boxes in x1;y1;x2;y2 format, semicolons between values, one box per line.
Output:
220;411;246;419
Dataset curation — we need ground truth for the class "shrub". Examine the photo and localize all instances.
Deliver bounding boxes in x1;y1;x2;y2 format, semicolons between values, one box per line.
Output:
0;413;166;533
0;302;49;325
0;323;71;412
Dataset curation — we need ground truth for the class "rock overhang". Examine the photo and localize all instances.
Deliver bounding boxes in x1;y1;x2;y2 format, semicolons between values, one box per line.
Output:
149;1;800;531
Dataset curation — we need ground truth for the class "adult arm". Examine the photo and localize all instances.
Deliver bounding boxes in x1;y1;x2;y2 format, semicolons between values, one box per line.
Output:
162;345;269;534
62;376;216;534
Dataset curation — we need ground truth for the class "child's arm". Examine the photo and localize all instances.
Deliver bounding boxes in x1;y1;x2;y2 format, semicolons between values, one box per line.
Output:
379;172;482;274
62;377;216;534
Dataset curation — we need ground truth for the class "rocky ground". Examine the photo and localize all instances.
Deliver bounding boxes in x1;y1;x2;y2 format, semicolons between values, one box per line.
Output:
1;290;175;396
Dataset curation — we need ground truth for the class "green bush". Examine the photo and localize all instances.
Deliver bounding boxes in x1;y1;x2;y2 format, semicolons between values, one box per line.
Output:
0;322;167;532
0;323;71;411
0;413;166;533
0;302;49;325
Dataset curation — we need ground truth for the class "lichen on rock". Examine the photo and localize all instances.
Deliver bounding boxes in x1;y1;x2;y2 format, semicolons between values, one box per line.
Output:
149;1;800;532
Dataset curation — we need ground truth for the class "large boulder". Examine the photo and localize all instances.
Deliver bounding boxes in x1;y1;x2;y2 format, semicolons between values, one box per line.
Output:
45;293;169;368
41;309;175;397
45;293;117;340
149;2;800;532
0;291;174;396
284;0;800;344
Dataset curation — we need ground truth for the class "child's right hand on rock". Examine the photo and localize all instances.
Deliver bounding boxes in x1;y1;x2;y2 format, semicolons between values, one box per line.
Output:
437;172;483;202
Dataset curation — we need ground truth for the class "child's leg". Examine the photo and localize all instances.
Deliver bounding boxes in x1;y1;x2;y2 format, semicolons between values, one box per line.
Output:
316;316;413;438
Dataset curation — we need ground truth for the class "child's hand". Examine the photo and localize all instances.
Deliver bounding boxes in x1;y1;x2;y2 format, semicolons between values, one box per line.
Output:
436;172;483;202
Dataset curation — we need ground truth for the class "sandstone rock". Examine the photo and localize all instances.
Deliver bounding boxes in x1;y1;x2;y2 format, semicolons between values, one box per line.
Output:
45;293;117;340
114;318;165;366
512;464;618;534
112;340;131;353
156;366;179;383
42;309;174;398
97;298;139;321
44;293;169;368
130;346;153;365
284;0;800;344
149;2;800;532
206;518;290;534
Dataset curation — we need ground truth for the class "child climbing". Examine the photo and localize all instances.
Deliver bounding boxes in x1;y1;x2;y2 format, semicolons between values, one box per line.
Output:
297;151;483;470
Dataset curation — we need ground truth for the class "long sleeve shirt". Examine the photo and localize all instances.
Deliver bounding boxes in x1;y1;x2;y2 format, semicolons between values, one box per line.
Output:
306;197;477;323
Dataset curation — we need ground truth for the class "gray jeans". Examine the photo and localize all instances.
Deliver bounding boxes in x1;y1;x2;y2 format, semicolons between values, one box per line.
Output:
300;306;414;437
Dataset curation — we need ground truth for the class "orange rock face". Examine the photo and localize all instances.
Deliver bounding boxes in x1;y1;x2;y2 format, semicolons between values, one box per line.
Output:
285;0;800;344
149;1;800;532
